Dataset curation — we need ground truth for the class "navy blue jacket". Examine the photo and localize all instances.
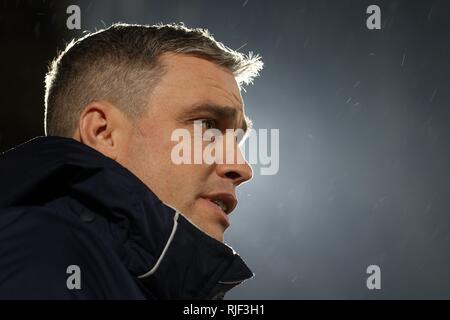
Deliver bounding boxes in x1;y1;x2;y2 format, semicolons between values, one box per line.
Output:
0;136;253;299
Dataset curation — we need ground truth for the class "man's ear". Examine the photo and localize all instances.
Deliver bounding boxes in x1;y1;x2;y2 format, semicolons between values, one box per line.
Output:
74;101;130;160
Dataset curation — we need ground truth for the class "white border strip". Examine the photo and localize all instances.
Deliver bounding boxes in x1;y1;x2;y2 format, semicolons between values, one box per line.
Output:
138;211;180;278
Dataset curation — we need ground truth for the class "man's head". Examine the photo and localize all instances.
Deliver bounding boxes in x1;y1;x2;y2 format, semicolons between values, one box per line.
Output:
44;23;263;242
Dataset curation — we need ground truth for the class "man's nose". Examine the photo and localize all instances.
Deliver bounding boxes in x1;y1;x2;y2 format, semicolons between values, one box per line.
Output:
215;140;253;186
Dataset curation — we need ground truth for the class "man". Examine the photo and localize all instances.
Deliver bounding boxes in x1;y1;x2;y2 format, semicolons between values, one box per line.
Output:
0;23;262;299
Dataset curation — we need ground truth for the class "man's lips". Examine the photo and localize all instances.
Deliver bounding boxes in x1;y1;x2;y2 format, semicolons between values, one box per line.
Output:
200;192;238;215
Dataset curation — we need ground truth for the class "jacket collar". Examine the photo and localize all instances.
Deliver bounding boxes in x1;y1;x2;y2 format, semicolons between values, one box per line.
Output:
0;136;253;299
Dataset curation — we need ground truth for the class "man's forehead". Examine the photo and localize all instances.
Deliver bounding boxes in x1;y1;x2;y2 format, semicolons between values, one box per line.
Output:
158;53;249;130
159;53;242;98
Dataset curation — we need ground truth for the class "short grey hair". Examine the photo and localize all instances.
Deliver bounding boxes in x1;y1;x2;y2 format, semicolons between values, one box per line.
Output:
44;22;263;137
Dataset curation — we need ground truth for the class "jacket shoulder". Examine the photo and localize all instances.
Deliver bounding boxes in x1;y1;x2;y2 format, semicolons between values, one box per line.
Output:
0;205;139;299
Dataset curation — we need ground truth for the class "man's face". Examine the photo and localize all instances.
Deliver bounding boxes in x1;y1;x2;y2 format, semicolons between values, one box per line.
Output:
122;53;253;242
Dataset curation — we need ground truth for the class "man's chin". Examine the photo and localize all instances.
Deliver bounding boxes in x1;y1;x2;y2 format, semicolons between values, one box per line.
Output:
169;201;228;242
181;211;227;243
192;218;226;243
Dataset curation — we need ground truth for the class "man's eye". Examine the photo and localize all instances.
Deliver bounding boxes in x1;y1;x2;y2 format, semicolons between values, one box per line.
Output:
200;119;217;130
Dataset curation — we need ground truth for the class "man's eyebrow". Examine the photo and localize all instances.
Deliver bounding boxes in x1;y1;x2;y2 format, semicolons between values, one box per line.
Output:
182;103;251;133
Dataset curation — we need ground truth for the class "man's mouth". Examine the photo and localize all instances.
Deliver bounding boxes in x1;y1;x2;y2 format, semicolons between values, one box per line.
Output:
201;192;237;215
200;192;237;228
200;193;237;228
211;199;228;213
